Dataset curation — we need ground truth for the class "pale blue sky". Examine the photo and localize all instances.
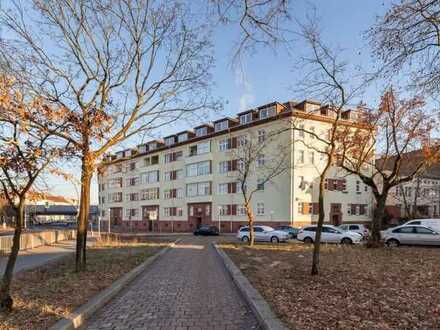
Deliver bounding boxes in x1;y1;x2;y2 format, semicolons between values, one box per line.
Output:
45;0;389;203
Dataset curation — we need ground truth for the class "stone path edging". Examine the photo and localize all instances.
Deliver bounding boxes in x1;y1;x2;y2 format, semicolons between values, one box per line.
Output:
49;239;180;330
213;243;288;330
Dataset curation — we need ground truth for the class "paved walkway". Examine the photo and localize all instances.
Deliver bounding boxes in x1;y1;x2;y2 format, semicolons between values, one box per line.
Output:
86;236;260;330
0;240;76;274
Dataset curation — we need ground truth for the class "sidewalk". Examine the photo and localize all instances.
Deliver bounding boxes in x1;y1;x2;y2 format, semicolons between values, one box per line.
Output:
86;236;259;330
0;238;95;274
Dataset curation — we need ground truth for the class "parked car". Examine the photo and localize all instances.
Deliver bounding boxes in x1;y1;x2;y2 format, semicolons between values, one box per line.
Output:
275;225;300;239
237;225;289;243
402;219;440;232
381;224;440;247
193;225;219;236
297;225;362;244
338;224;370;238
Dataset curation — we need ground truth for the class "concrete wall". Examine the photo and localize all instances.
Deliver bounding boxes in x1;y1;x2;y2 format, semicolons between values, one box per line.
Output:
0;229;76;253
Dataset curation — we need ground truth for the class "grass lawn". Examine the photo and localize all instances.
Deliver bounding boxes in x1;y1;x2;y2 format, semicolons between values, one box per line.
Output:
220;242;440;329
0;238;172;330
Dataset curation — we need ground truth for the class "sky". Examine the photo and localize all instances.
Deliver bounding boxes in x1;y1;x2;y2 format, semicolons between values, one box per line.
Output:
42;0;390;204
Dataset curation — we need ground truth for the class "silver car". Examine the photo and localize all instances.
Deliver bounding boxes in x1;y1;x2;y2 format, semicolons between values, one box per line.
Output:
237;225;289;243
382;225;440;247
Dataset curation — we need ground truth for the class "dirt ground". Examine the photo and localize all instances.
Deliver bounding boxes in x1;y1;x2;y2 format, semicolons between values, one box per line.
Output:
221;242;440;330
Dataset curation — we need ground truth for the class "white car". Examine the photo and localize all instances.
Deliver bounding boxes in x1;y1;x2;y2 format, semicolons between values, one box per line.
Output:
297;225;362;244
402;219;440;232
382;224;440;247
237;225;289;243
338;224;370;238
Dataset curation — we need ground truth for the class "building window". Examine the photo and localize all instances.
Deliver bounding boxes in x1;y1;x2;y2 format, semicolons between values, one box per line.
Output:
126;177;140;186
259;106;276;120
256;154;265;167
125;208;138;218
257;202;265;215
195;127;207;137
186;161;211;177
298;150;304;164
219;138;230;151
189;141;211;156
108;178;123;188
309;151;315;165
164;150;183;163
186;181;211;197
151;155;159;165
215;120;229;132
126;193;139;201
164;207;183;217
140;188;159;200
240;113;252;125
219;160;237;173
177;133;188;143
164;137;175;146
129;162;136;171
237;205;247;216
140;170;159;184
218;183;228;195
309;127;315;139
257;179;265;191
258;129;266;143
237;135;248;147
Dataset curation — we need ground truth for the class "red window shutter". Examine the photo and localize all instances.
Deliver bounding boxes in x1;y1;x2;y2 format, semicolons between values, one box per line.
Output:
231;137;237;149
209;182;212;195
232;182;237;193
360;205;366;215
227;205;232;216
232;205;237;215
209;160;212;174
351;204;356;215
313;203;319;215
227;182;232;194
231;159;237;171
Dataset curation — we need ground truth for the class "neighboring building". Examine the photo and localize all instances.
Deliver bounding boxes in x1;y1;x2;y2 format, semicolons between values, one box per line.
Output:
97;100;373;232
386;163;440;220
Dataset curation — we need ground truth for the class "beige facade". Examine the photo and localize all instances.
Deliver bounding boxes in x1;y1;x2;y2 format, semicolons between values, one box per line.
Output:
97;100;373;232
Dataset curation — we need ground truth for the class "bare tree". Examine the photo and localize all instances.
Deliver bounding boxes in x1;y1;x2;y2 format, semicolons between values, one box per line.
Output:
289;18;366;275
369;0;440;95
231;128;289;246
337;89;439;245
0;0;218;271
209;0;291;58
0;76;68;311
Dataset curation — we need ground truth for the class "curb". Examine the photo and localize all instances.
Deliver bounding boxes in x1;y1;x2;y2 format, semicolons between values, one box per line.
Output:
49;239;180;330
213;243;287;330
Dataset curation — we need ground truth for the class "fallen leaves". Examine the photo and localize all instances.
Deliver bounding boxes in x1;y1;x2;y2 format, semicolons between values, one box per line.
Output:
223;243;440;330
0;239;170;330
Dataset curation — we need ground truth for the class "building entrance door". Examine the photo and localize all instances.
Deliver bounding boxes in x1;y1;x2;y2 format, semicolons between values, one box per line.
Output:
188;203;211;230
110;207;122;225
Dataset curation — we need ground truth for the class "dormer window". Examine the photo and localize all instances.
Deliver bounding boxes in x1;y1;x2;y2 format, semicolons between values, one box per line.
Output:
178;133;188;143
259;106;276;120
240;113;252;125
214;120;229;132
195;127;207;137
164;137;175;146
149;142;157;150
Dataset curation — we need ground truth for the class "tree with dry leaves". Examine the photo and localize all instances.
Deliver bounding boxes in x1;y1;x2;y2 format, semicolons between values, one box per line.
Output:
369;0;440;95
0;0;218;271
0;76;69;311
229;128;290;246
337;89;439;245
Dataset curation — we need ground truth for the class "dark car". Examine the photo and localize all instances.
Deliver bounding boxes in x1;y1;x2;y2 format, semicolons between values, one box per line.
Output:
194;225;219;236
275;225;300;239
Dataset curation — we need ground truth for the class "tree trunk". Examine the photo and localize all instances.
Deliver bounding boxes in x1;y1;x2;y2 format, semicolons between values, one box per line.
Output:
0;201;24;311
369;194;387;247
311;175;326;276
76;153;93;272
245;202;255;246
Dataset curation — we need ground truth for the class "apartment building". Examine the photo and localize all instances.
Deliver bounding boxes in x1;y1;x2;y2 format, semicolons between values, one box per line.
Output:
97;100;373;232
387;163;440;220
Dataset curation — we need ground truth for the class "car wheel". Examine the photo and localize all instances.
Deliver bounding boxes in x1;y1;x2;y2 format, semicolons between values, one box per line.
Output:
270;236;279;243
341;237;353;245
241;236;249;242
386;238;399;247
303;237;313;244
